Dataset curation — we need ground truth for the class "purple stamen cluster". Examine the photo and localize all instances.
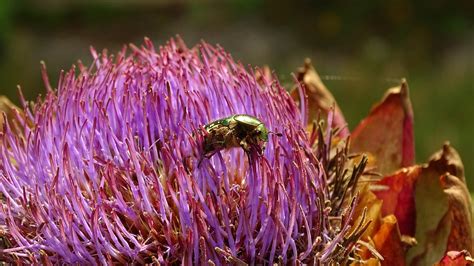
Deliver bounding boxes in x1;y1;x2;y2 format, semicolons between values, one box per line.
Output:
0;38;361;264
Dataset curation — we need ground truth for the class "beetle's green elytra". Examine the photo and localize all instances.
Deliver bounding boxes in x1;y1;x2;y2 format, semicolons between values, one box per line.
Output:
201;114;272;161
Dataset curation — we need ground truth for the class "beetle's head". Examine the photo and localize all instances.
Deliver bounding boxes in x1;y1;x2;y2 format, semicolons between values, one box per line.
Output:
248;124;268;155
253;123;281;155
255;123;269;143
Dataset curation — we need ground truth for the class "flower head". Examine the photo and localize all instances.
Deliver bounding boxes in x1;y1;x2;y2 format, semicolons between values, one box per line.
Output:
0;38;366;264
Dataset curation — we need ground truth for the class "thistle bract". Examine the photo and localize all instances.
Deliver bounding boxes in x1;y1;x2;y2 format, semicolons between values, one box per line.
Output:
0;38;363;264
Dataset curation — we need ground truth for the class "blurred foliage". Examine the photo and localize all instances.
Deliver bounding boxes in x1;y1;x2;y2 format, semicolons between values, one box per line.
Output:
0;0;472;187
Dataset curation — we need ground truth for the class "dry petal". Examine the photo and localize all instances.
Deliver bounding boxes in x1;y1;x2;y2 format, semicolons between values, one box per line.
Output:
365;258;383;266
351;80;415;175
440;173;472;253
373;166;422;236
254;65;273;86
360;215;407;266
435;250;474;266
354;184;383;239
353;185;408;265
290;59;349;137
407;144;472;265
428;142;465;183
0;95;21;129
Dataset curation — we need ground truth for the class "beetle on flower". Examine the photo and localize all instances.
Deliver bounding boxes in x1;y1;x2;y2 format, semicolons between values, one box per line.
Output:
200;114;282;166
0;38;369;264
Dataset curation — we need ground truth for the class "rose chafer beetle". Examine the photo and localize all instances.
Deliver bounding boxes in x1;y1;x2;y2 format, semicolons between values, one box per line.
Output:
200;114;280;163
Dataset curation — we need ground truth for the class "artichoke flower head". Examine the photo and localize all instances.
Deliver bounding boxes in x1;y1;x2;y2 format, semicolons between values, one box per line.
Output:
0;38;368;264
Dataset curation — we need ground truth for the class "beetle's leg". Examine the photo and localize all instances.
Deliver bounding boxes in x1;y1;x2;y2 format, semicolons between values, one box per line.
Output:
259;142;266;155
198;157;204;167
241;135;265;156
198;151;215;167
239;138;251;152
199;146;224;167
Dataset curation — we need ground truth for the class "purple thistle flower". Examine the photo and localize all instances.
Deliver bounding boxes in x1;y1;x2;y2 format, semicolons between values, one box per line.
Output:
0;38;367;264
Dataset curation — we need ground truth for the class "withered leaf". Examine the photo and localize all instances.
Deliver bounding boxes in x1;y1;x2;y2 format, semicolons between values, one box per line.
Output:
0;95;21;129
350;80;415;175
374;166;421;236
352;185;409;265
359;215;407;266
441;173;472;253
428;142;465;183
254;65;273;87
407;143;472;265
354;184;383;240
290;59;349;137
435;250;474;266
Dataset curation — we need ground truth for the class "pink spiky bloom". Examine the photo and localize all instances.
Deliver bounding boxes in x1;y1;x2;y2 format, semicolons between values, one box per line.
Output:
0;38;365;264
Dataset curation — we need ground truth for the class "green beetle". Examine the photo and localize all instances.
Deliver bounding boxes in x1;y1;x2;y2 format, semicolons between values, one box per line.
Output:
201;114;278;161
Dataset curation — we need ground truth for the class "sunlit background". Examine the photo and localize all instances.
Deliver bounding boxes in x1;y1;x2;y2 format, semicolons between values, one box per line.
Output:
0;1;472;188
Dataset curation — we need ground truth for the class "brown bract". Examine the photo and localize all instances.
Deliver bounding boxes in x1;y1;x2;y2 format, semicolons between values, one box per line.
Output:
350;80;415;176
354;185;413;266
374;166;421;236
296;62;472;265
0;95;21;130
408;143;472;265
435;250;474;266
290;59;349;138
359;143;472;265
370;215;407;265
353;184;383;240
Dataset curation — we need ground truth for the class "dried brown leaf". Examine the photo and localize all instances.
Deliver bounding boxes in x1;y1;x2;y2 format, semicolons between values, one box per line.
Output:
0;95;21;129
354;184;383;239
408;143;473;265
374;166;422;236
351;80;415;175
435;250;474;266
360;215;407;266
290;59;349;137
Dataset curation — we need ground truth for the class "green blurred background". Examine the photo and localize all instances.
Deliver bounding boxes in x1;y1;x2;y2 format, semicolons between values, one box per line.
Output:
0;1;473;188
